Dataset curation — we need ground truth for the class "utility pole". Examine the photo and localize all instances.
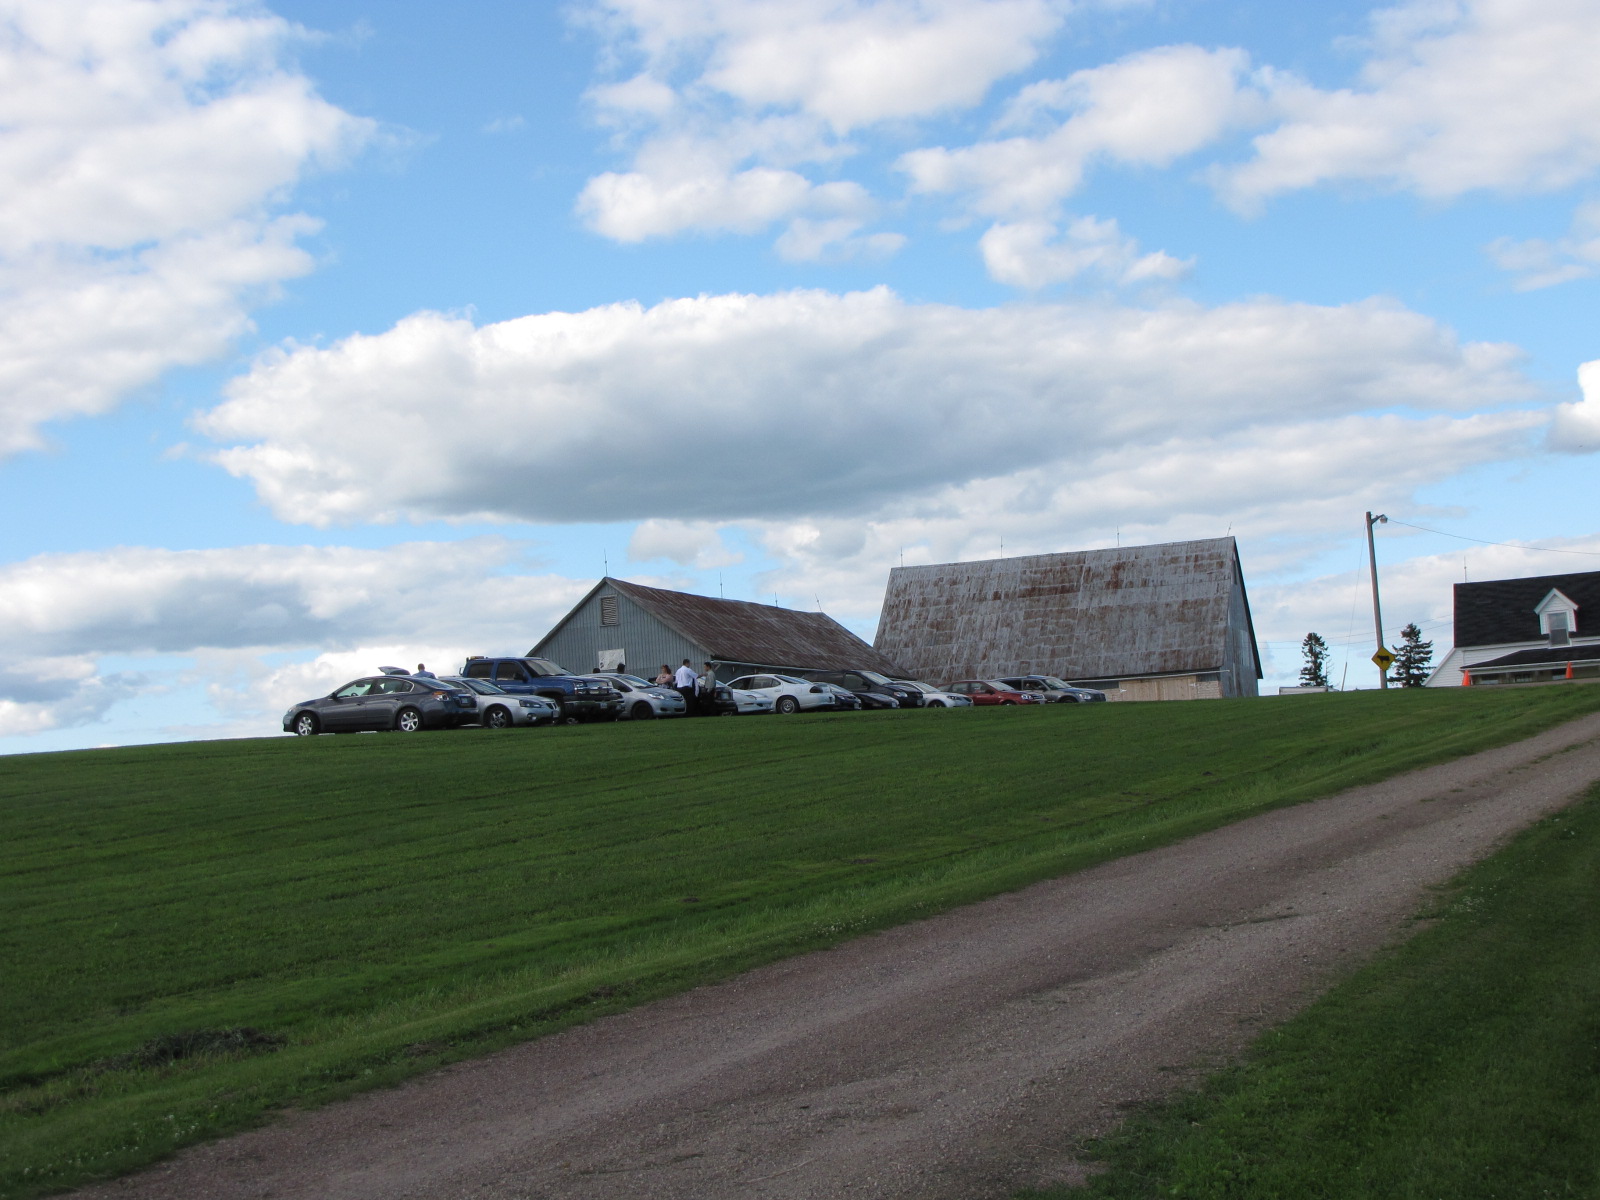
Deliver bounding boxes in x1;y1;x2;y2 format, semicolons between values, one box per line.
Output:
1366;511;1389;689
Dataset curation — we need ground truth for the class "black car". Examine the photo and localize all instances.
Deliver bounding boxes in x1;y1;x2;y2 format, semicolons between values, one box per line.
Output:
283;673;478;735
995;675;1109;703
804;669;924;708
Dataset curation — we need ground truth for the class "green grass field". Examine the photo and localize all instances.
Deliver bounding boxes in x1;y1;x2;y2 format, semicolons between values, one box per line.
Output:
1027;779;1600;1200
4;685;1599;1198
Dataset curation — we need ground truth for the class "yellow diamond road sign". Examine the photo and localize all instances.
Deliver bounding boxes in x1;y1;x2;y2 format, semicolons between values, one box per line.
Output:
1372;646;1396;670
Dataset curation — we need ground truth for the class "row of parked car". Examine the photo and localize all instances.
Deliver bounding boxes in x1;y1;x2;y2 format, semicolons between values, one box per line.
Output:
280;657;1106;736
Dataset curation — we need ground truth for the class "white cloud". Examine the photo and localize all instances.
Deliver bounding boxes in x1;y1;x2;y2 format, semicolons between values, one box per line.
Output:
1486;199;1600;290
585;0;1064;134
200;285;1534;531
628;519;744;568
576;0;1065;247
743;408;1547;625
0;0;372;453
1216;0;1600;209
0;539;591;736
1549;358;1600;451
900;45;1258;217
979;216;1190;287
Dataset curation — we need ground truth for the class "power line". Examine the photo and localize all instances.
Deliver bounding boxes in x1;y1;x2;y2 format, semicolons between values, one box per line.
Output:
1384;518;1600;557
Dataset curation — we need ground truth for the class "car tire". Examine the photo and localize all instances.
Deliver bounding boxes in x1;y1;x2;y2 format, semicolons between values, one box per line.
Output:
776;696;799;714
927;700;945;708
292;712;319;736
557;703;581;725
1000;700;1016;706
395;707;423;732
485;706;512;729
630;700;654;721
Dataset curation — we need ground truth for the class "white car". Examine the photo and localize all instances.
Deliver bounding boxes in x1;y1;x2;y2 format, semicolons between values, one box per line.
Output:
725;673;837;715
586;673;689;720
896;680;973;708
716;683;777;715
440;676;559;727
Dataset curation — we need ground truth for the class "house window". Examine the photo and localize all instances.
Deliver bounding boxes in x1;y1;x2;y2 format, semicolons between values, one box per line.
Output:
599;595;619;626
1549;611;1570;647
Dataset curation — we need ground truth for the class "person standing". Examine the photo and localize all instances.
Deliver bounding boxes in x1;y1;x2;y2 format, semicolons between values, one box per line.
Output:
655;665;674;687
673;659;699;715
698;662;719;716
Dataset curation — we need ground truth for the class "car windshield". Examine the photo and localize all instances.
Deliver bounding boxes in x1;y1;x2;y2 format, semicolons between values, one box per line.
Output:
612;674;653;687
901;681;940;694
1035;676;1073;690
773;674;809;685
855;670;893;685
521;658;570;677
454;678;504;695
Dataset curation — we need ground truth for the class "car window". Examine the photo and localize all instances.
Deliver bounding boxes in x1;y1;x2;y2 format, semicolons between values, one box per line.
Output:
372;679;410;694
464;660;492;678
332;680;373;698
495;663;528;683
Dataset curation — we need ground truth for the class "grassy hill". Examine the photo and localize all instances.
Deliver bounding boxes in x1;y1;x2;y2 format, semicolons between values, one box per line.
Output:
4;685;1600;1197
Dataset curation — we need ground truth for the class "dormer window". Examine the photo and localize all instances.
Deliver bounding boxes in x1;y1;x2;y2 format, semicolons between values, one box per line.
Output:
1549;611;1571;647
1535;589;1578;644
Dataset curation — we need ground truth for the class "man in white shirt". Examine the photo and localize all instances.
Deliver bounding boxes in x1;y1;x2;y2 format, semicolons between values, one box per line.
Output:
673;660;698;714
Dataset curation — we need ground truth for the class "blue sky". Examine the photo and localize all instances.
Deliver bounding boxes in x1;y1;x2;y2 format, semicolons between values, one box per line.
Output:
3;0;1599;752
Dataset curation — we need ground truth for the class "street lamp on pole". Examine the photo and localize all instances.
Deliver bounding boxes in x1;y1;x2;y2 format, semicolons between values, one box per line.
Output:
1366;511;1389;689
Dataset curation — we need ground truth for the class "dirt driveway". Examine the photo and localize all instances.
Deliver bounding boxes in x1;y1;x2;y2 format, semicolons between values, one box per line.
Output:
78;713;1600;1200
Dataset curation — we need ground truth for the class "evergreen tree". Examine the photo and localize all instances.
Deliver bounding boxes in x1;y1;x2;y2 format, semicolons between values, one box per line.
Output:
1394;622;1434;687
1299;632;1330;687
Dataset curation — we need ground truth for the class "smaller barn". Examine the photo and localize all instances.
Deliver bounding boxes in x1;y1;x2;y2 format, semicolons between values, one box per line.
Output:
872;538;1261;701
531;577;909;683
1427;569;1600;687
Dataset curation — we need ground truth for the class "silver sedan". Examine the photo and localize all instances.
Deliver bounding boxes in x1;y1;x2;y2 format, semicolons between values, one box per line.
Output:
586;673;690;720
440;676;560;727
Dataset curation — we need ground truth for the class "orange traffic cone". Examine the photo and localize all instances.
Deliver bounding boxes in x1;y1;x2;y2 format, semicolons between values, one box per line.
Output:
1462;669;1472;687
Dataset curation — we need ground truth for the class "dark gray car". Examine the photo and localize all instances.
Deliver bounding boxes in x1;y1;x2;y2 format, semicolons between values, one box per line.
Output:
282;674;478;735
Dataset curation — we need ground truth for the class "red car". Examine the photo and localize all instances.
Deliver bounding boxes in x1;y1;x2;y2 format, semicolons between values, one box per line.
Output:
942;680;1041;706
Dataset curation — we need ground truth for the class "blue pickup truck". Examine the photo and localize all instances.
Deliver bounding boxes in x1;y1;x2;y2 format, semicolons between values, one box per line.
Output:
459;656;623;723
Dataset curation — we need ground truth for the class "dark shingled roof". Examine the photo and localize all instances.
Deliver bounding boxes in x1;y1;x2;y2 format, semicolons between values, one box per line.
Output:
873;537;1260;686
1468;643;1600;671
1452;570;1600;647
605;578;910;676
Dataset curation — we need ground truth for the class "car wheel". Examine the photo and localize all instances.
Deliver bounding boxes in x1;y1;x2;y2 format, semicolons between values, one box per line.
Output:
630;700;654;721
1000;700;1016;706
395;707;423;732
485;706;512;729
292;712;319;736
557;703;582;725
927;700;945;708
776;695;799;714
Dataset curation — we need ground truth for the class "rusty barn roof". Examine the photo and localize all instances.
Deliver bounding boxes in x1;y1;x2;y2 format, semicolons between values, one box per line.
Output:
605;578;910;676
873;537;1260;685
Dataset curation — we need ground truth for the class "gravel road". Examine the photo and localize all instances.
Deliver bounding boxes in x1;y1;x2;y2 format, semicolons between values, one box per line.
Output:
77;712;1600;1200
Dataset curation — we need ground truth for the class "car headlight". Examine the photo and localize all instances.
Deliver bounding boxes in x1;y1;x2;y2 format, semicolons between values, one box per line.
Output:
518;699;539;708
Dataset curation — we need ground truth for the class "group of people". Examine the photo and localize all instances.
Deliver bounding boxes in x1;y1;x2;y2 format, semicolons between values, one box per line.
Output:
656;660;719;716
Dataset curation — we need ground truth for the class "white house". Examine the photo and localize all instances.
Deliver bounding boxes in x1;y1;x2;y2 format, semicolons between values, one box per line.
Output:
1427;570;1600;687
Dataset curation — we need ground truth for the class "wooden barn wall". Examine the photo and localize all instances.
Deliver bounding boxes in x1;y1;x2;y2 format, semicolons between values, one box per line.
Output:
533;587;705;677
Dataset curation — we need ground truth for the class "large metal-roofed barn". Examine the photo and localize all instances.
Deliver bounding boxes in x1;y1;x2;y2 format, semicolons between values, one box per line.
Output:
873;537;1262;701
532;576;909;682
